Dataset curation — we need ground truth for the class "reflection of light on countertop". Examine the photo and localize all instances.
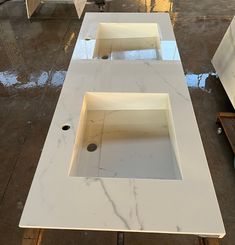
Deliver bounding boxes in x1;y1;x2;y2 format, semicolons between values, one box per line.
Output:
75;39;180;61
160;41;180;60
73;39;96;59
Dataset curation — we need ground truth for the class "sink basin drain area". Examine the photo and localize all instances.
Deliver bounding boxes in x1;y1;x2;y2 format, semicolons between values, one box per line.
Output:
69;93;182;180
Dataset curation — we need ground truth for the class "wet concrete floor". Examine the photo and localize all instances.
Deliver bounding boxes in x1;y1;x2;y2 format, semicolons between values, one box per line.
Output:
0;0;235;244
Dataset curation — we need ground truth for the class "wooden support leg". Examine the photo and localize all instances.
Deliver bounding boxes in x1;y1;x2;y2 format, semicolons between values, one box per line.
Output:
198;237;220;245
22;229;43;245
117;232;124;245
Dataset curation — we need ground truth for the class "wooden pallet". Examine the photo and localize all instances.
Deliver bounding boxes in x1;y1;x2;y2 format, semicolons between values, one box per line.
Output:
21;229;220;245
199;237;220;245
216;112;235;166
22;229;43;245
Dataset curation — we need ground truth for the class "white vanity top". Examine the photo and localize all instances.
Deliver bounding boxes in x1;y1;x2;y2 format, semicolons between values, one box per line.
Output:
20;13;225;238
212;16;235;109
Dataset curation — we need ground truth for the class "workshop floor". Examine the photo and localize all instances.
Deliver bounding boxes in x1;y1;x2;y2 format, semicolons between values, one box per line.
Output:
0;0;235;244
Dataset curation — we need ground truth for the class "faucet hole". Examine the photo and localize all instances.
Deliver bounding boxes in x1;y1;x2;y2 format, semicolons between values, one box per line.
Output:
87;143;97;152
62;125;70;131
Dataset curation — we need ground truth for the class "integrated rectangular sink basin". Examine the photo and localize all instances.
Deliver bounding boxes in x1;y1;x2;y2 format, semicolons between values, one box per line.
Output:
69;92;181;180
93;23;162;60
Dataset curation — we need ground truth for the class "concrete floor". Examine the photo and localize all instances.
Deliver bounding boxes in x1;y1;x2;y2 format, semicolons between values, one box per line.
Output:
0;0;235;244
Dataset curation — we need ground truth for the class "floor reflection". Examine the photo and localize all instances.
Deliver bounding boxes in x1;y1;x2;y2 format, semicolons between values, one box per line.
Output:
0;70;67;88
186;72;217;93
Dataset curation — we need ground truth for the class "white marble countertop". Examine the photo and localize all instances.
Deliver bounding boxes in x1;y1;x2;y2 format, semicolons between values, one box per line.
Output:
20;13;225;238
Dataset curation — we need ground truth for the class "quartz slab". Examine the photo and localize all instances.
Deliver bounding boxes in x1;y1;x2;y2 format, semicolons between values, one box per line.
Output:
20;13;225;238
26;0;86;18
212;16;235;109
